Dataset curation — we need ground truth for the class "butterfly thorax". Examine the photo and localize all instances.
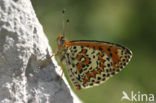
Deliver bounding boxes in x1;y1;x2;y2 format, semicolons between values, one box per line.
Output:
56;34;68;62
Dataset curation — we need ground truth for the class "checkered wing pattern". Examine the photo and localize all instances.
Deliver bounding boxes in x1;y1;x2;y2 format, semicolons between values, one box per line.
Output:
64;40;132;90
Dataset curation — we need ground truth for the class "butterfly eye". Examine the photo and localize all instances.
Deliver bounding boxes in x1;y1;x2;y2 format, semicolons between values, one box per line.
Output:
57;35;65;45
60;37;65;44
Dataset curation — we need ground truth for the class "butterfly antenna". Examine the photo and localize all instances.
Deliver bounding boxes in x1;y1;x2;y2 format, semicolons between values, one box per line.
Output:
64;19;69;37
62;9;65;36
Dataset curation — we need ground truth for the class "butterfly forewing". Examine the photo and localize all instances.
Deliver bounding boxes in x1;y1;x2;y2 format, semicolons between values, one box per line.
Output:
64;40;132;90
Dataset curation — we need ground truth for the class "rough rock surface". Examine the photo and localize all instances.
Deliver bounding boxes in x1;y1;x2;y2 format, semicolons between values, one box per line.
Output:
0;0;81;103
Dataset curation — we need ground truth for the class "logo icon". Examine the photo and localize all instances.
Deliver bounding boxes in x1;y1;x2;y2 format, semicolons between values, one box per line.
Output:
121;91;131;101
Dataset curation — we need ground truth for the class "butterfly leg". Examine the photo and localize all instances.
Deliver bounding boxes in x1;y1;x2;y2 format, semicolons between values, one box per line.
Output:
39;47;59;69
38;55;54;69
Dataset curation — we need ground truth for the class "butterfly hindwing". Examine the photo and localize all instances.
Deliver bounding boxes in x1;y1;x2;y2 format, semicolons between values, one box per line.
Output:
64;40;132;90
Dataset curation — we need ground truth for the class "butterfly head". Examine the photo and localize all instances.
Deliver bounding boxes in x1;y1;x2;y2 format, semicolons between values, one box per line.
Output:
57;34;66;46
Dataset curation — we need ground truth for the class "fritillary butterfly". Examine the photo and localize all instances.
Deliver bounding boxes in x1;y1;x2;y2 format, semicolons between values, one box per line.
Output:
55;34;132;90
40;11;132;90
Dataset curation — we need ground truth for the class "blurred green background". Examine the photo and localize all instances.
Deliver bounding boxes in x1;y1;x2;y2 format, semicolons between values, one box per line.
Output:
31;0;156;103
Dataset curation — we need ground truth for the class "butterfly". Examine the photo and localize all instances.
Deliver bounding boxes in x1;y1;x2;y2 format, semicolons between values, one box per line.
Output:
55;34;132;90
39;11;132;90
